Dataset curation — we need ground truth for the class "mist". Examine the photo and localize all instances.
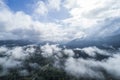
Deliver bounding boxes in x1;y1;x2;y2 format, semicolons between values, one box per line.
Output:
0;44;120;79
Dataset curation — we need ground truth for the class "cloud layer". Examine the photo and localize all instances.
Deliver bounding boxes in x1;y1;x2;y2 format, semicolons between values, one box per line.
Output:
0;0;120;42
0;44;120;79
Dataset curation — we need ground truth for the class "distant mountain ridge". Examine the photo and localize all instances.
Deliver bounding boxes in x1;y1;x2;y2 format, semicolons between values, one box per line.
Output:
0;34;120;48
66;34;120;48
0;40;34;47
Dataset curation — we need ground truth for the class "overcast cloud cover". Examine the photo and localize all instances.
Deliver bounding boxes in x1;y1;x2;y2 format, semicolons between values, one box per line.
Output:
0;0;120;42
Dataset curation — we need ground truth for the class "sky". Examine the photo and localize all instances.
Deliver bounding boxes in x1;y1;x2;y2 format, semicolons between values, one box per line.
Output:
0;0;120;42
5;0;33;13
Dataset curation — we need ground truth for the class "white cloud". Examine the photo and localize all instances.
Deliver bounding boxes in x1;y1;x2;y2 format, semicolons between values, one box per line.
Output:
63;49;74;57
0;0;86;42
0;44;120;79
65;57;104;79
9;47;28;60
0;46;8;53
63;0;120;37
0;0;120;42
64;0;120;19
34;1;48;15
81;46;110;57
48;0;61;11
33;0;61;16
102;54;120;79
41;44;61;57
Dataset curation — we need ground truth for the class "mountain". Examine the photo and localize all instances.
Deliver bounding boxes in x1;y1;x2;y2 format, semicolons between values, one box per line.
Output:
0;34;120;48
66;34;120;48
0;40;34;47
0;40;61;47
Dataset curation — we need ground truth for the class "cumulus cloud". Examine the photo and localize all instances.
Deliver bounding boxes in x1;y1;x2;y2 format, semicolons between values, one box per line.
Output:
63;0;120;37
63;0;120;24
0;0;120;42
33;0;62;17
0;0;86;42
34;1;48;15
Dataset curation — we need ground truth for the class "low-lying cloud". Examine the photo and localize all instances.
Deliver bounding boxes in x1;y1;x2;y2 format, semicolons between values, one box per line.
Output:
0;44;120;79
